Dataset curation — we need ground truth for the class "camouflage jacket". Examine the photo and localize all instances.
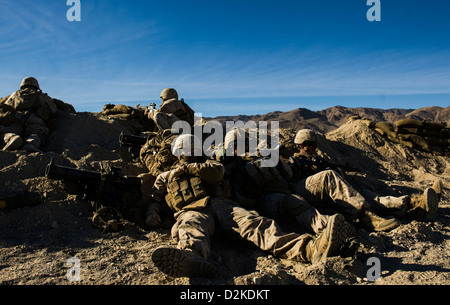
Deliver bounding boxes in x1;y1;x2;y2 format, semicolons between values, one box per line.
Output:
152;158;224;213
3;88;58;125
220;155;292;209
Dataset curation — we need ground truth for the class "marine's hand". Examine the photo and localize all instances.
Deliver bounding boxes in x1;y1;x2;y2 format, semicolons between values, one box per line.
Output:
168;165;186;182
145;210;161;228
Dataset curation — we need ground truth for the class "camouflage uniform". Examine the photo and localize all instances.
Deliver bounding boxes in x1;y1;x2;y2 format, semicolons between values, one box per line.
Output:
139;129;179;177
219;128;355;236
289;129;438;230
150;88;195;131
290;166;369;218
220;154;355;236
1;77;58;151
149;156;314;274
148;135;348;277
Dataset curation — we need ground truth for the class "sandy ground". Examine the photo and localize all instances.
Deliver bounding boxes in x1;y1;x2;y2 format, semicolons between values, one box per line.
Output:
0;111;449;286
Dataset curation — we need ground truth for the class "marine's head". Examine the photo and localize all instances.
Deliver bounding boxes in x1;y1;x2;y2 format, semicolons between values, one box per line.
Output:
294;129;318;155
20;77;40;90
171;133;203;160
160;88;178;102
224;128;252;156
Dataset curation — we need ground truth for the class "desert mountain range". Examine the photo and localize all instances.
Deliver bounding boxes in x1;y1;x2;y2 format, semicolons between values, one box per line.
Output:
210;105;450;133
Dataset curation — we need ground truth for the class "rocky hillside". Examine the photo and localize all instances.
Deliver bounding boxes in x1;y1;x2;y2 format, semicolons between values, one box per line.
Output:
210;105;450;133
0;106;449;287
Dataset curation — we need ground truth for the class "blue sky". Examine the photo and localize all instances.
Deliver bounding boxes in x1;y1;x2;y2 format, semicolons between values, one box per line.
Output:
0;0;449;117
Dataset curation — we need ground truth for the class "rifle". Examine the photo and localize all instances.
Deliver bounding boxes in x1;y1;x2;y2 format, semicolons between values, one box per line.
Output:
135;102;157;113
119;131;155;160
45;159;142;231
119;132;148;148
288;156;358;180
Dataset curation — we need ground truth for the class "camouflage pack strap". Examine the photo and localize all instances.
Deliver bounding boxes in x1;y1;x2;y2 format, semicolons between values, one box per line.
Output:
179;98;195;125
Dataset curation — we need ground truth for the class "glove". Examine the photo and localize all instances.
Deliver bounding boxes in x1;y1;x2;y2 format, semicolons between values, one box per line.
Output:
168;165;186;182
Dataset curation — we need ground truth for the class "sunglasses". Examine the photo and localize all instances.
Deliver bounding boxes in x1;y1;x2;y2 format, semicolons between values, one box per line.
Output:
299;141;317;148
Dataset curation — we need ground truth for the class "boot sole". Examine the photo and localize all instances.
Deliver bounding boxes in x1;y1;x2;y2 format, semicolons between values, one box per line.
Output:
151;246;215;278
310;214;355;263
326;214;356;257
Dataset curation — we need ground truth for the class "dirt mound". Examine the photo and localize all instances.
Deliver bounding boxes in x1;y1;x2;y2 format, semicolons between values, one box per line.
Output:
0;110;449;285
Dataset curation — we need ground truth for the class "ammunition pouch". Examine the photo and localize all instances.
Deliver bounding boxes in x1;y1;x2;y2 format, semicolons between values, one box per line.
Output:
165;176;209;212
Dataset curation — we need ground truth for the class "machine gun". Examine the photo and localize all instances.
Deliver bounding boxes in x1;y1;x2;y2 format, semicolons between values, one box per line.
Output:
45;159;142;232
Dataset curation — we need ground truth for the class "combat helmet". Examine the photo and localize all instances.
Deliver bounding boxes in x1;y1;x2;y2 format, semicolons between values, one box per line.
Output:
294;129;317;145
160;88;178;101
20;77;40;90
224;128;256;152
171;134;202;157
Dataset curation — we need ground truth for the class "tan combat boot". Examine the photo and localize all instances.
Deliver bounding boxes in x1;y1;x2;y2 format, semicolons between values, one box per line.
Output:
406;188;438;221
359;209;400;232
152;246;216;278
2;133;23;151
432;180;443;202
305;214;353;263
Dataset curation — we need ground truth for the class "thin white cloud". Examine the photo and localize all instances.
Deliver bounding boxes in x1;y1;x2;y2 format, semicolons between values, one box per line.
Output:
1;1;449;114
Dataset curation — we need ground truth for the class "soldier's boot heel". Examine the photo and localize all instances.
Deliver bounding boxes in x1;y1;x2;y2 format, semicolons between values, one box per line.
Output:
151;246;216;278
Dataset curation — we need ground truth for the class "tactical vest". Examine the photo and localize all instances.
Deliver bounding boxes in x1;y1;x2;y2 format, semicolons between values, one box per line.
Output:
165;176;209;212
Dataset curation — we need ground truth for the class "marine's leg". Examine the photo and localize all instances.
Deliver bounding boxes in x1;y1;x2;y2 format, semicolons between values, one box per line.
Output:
152;208;216;277
210;197;349;263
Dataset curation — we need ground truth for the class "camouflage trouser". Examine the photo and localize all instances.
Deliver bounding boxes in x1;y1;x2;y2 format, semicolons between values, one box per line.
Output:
257;193;329;235
171;207;216;260
1;114;49;149
170;197;312;262
291;170;370;218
